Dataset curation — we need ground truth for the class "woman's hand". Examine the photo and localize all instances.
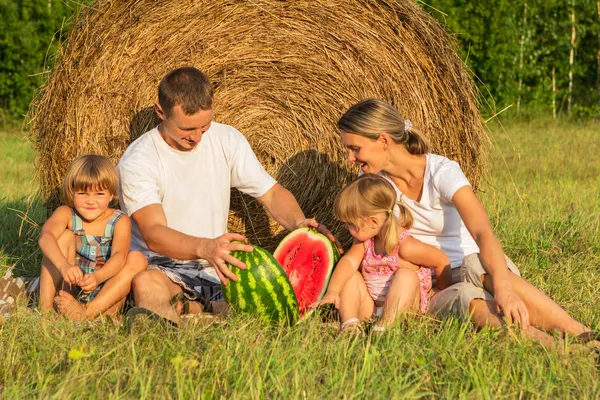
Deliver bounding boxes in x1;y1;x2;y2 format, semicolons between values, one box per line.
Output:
495;285;530;329
296;218;344;254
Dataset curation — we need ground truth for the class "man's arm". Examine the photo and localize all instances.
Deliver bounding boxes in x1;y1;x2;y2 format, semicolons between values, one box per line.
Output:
257;183;342;251
131;204;252;283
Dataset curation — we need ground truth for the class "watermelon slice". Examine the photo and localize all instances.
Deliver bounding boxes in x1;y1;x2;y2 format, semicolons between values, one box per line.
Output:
274;227;340;318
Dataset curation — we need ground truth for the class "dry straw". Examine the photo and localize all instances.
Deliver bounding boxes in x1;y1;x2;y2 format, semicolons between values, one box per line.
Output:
29;0;487;250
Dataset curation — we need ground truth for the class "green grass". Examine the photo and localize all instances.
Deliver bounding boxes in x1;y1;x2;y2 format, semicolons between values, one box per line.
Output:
1;118;599;398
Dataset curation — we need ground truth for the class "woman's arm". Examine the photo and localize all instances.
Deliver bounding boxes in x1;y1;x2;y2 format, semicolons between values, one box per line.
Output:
397;237;452;290
452;186;529;327
312;241;364;308
38;205;82;284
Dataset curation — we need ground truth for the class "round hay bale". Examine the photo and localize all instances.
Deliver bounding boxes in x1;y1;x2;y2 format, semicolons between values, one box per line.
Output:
29;0;487;250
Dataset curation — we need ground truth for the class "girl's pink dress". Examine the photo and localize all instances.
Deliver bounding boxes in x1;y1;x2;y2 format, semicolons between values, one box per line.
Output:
360;232;432;313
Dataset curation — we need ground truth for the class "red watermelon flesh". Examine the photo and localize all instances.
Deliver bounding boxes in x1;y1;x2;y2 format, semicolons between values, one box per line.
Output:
273;228;340;317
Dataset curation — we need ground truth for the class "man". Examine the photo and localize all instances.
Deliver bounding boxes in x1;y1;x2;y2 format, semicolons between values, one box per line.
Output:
118;67;337;325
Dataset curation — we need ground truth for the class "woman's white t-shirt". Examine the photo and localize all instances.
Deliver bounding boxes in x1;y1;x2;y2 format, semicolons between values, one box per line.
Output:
380;154;479;269
117;122;276;257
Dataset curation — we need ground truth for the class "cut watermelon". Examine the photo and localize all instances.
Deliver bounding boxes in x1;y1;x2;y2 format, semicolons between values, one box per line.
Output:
273;227;340;318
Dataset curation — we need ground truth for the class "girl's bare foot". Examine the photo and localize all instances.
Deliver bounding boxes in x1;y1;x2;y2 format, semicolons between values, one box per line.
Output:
54;290;86;321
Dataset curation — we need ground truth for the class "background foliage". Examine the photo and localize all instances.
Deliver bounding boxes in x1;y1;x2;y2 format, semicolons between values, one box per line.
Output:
0;0;77;117
0;0;599;118
421;0;600;117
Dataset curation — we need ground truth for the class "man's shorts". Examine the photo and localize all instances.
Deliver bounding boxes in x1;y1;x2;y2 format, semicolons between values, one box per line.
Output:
428;253;521;320
146;256;224;302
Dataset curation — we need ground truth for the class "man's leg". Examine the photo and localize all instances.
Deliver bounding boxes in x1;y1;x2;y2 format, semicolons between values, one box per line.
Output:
131;269;184;325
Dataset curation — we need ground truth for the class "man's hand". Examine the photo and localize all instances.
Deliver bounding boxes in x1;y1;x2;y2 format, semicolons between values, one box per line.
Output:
59;264;84;286
200;233;253;285
79;274;100;294
296;218;344;254
495;285;530;329
311;291;341;310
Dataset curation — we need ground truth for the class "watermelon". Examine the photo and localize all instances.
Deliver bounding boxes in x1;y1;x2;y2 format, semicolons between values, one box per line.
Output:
222;245;299;325
274;228;340;318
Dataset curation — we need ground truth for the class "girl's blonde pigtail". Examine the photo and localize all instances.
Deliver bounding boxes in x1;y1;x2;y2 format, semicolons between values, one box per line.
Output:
383;211;399;254
382;200;414;254
396;200;414;229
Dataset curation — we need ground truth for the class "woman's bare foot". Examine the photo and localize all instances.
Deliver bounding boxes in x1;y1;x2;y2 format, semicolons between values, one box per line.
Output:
54;290;86;321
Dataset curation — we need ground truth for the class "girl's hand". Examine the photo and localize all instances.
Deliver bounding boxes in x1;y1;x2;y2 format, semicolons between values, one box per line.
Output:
60;264;84;285
311;291;341;309
79;274;100;294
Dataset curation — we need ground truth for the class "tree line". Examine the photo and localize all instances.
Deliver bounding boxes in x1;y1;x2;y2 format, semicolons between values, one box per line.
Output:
422;0;600;118
1;0;599;119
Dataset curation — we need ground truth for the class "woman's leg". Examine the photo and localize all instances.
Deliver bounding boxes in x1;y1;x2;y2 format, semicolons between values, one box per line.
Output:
481;273;590;337
39;229;74;311
468;299;556;347
378;269;420;328
338;271;375;323
56;251;148;320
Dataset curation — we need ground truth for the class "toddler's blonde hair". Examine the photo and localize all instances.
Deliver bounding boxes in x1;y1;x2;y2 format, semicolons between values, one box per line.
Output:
334;174;413;254
61;154;118;207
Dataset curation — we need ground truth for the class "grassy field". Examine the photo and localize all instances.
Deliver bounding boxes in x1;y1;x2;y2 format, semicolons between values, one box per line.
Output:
1;118;599;398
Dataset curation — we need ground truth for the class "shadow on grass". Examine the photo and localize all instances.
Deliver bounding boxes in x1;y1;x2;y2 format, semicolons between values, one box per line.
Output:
0;196;45;277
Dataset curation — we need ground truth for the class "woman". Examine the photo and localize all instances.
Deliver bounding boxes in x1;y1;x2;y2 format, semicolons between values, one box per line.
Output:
335;98;597;345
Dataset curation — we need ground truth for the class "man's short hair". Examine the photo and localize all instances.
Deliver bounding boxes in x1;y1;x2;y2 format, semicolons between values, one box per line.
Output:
158;67;214;117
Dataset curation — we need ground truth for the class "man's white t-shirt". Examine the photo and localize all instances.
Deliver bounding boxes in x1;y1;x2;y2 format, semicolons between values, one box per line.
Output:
117;122;276;258
380;154;480;269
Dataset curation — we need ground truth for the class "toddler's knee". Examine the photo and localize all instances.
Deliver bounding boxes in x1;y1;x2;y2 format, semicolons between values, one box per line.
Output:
125;251;148;273
56;229;74;250
397;268;419;283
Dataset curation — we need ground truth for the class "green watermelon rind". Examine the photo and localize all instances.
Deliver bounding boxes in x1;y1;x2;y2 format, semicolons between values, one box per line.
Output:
274;227;340;320
222;245;299;326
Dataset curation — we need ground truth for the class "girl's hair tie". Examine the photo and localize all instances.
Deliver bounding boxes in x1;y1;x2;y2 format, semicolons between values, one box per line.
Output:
387;209;392;214
404;119;413;133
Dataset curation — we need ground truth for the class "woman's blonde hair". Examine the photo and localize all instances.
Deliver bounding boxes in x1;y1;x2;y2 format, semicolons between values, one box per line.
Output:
61;154;118;207
337;99;430;155
334;174;413;254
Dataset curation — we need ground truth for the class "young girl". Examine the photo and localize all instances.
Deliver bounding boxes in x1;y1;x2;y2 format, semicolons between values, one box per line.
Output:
38;154;147;320
314;174;451;332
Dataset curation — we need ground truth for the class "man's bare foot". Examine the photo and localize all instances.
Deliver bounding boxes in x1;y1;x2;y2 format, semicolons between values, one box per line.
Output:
54;290;86;321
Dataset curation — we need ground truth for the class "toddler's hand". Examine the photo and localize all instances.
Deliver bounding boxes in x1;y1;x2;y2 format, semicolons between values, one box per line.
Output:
79;274;100;294
60;264;84;285
311;292;341;310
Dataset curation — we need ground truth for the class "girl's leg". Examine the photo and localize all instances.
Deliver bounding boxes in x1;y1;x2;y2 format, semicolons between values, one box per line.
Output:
481;273;590;337
378;269;420;328
56;251;148;320
338;271;375;323
39;229;74;311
